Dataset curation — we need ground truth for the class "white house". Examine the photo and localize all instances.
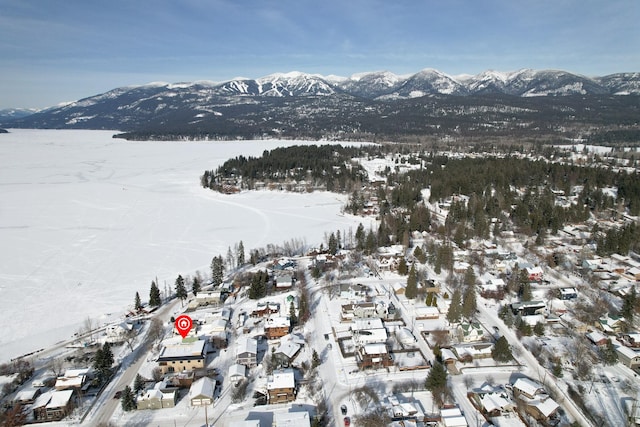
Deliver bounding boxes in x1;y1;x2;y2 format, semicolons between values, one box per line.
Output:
456;322;484;343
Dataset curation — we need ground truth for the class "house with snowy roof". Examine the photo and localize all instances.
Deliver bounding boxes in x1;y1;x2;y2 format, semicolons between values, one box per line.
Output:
236;336;258;367
274;341;302;367
357;343;393;369
189;376;215;406
32;389;75;421
456;322;484;343
586;330;609;347
157;338;206;375
265;316;290;339
616;345;640;370
136;382;178;409
597;314;625;334
228;363;246;384
386;395;426;422
512;378;547;401
621;332;640;348
54;368;89;391
273;411;311;427
267;369;296;404
527;398;560;423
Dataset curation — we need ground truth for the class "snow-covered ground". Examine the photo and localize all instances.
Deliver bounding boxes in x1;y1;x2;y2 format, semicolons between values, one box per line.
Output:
0;129;375;362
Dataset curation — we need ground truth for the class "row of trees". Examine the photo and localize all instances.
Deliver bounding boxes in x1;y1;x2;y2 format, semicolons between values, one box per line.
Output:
202;145;369;193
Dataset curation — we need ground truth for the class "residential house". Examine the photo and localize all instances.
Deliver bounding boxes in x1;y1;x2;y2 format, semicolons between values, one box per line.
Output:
559;287;578;300
526;398;560;423
456;322;484;343
236;337;258;367
273;411;311;427
440;348;458;367
275;273;295;290
391;282;406;295
137;383;178;409
477;392;516;417
525;266;544;282
189;376;215;406
440;407;467;427
386;395;427;422
616;345;640;370
15;387;41;405
251;303;280;318
351;318;388;346
512;378;547;401
452;343;493;362
621;333;640;348
265;316;290;340
267;369;296;404
586;330;609;347
54;368;89;391
157;338;206;375
105;322;133;343
415;306;440;320
356;343;394;369
188;290;222;308
597;314;625;334
274;341;302;367
228;364;246;384
510;301;546;316
32;390;75;422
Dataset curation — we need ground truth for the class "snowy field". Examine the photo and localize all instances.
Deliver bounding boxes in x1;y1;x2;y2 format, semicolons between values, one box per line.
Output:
0;129;375;362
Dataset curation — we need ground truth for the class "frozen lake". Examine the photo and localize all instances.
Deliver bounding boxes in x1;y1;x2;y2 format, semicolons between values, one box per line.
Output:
0;129;374;362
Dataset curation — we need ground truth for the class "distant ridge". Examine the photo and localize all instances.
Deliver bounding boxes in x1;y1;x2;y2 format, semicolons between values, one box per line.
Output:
3;68;639;143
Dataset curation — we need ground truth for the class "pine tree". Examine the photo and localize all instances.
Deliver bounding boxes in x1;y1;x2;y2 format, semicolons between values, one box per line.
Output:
414;245;427;264
93;342;114;382
226;246;235;270
461;286;477;320
600;339;619;365
133;373;145;394
289;301;298;326
446;289;462;324
355;223;365;251
397;258;408;275
134;292;142;312
192;276;201;297
492;336;513;362
312;350;321;369
405;264;418;299
249;270;268;299
533;322;545;336
236;241;245;267
175;275;187;304
149;281;162;307
210;255;224;286
102;342;114;367
425;361;448;407
328;232;338;255
121;385;136;411
622;286;636;323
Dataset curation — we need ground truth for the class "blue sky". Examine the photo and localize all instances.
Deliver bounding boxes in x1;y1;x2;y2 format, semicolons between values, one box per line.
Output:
1;0;638;109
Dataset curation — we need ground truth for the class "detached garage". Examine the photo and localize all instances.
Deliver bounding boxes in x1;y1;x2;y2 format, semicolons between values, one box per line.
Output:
189;377;215;406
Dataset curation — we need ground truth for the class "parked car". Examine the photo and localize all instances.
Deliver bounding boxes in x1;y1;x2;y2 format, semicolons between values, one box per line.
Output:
344;416;351;426
113;391;122;399
340;404;348;415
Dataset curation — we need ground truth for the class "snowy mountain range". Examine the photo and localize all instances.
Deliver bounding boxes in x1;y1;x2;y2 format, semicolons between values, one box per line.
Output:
3;68;639;141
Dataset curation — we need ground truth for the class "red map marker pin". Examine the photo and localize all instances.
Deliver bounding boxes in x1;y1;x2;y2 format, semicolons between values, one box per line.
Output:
175;314;193;339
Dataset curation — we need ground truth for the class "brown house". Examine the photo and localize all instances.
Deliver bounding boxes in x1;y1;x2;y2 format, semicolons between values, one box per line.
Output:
357;343;394;369
32;390;75;422
267;369;296;404
265;317;290;340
